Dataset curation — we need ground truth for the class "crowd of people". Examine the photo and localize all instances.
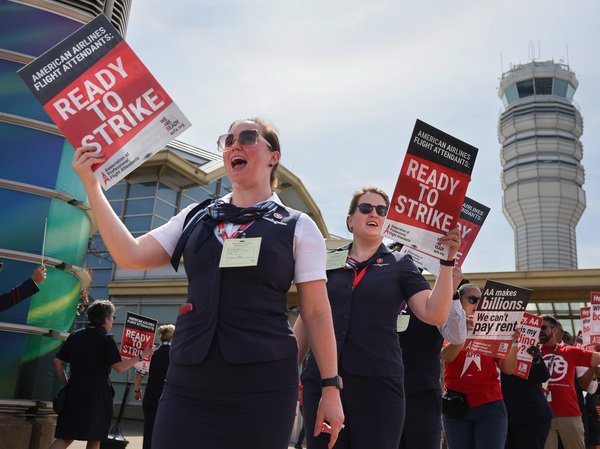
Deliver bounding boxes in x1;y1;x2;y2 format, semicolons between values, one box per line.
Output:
4;117;600;449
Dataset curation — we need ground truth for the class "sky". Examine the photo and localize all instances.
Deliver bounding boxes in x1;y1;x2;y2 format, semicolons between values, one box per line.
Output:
123;0;600;274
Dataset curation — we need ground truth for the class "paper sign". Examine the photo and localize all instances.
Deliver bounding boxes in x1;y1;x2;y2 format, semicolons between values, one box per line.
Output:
120;312;157;371
514;313;543;379
17;14;191;189
399;196;490;274
382;119;478;260
464;280;532;359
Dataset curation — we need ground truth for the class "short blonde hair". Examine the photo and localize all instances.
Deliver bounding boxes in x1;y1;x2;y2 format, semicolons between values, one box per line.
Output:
158;324;175;342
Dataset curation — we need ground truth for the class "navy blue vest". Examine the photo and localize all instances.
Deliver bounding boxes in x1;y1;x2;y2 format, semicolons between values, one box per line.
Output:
170;204;300;365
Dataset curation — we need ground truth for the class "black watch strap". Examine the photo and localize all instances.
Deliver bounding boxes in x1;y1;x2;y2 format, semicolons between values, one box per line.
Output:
321;375;343;390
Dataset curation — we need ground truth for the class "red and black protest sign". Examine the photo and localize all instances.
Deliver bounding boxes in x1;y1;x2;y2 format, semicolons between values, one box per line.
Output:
514;313;542;379
398;196;490;274
17;13;191;189
382;119;478;259
455;197;490;267
120;312;157;371
464;280;532;359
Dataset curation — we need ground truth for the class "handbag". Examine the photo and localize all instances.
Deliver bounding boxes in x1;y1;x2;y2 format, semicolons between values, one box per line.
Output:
53;385;68;414
441;389;469;418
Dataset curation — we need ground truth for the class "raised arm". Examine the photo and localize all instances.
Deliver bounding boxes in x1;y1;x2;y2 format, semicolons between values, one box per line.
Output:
296;280;344;449
72;146;170;270
112;345;155;374
497;329;521;375
408;228;461;326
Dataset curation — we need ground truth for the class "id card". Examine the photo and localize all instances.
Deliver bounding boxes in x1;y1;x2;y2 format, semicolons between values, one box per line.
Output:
326;250;348;270
219;238;262;268
397;314;410;332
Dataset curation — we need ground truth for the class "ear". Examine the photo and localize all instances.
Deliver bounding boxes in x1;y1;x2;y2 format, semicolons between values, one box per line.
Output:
346;214;353;233
270;151;281;166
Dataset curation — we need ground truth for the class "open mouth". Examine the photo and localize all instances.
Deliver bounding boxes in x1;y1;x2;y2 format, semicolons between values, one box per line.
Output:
367;221;378;227
231;156;247;168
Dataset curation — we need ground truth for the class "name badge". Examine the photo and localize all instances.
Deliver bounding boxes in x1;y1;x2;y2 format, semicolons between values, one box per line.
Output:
326;250;348;270
219;238;262;268
397;314;410;332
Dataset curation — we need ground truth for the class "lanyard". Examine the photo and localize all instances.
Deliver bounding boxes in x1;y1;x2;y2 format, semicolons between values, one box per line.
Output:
217;221;253;240
351;266;369;290
544;344;559;398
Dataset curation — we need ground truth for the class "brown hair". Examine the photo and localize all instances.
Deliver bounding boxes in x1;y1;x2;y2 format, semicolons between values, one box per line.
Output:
346;187;390;233
87;300;115;325
229;117;281;188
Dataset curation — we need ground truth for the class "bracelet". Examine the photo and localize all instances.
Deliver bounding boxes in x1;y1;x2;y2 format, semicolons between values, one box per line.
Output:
439;259;455;267
512;341;519;347
134;389;141;393
138;354;143;362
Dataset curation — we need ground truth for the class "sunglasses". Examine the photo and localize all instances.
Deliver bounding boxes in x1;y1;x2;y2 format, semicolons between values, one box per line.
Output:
356;203;388;217
217;129;272;152
541;324;553;331
464;295;480;304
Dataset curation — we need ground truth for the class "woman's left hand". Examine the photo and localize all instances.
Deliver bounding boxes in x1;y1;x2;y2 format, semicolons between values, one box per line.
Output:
439;228;461;260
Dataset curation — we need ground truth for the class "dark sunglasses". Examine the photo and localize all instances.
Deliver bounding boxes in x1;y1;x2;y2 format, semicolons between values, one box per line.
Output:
541;324;552;331
464;295;480;304
356;203;388;217
217;129;272;152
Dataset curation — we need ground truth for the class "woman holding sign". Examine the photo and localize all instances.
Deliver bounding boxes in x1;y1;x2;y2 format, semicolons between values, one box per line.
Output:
50;300;155;449
440;284;520;449
294;187;460;449
71;118;343;449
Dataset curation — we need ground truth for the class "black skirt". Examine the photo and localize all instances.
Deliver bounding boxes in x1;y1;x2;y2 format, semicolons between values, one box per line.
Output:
152;336;298;449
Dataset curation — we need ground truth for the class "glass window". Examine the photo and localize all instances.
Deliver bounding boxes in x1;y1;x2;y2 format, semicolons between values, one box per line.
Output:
503;84;518;106
158;183;178;204
125;198;155;215
124;215;152;232
553;78;568;98
106;182;126;200
155;198;176;219
152;217;168;229
90;234;107;252
516;79;534;98
91;268;112;286
88;286;109;300
566;83;575;101
534;78;553;95
110;200;123;216
128;182;157;198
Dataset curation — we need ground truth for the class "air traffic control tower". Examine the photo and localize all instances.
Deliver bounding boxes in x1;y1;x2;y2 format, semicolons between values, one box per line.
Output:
498;61;585;271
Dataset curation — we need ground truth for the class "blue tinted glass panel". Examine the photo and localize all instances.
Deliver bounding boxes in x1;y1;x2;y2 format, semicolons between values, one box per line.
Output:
124;215;152;232
157;183;178;204
566;83;575;101
0;2;82;56
534;78;552;95
155;199;176;219
125;198;155;215
91;268;112;286
517;79;534;98
152;217;168;229
0;60;54;123
0;122;64;188
110;201;123;216
88;287;109;300
86;253;112;268
90;234;107;252
128;182;157;198
503;84;518;105
180;196;195;209
553;79;568;97
106;183;126;200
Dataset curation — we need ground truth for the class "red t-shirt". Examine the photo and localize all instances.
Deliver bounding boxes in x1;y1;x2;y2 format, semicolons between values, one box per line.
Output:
541;344;593;417
444;347;502;408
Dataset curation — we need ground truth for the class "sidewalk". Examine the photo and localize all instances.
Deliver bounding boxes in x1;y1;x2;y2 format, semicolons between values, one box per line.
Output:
69;419;304;449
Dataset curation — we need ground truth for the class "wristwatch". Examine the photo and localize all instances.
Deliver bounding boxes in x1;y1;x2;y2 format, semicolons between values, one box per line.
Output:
321;375;343;390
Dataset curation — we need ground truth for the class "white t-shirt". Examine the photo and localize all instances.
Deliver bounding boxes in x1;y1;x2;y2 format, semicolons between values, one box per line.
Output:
149;192;326;284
